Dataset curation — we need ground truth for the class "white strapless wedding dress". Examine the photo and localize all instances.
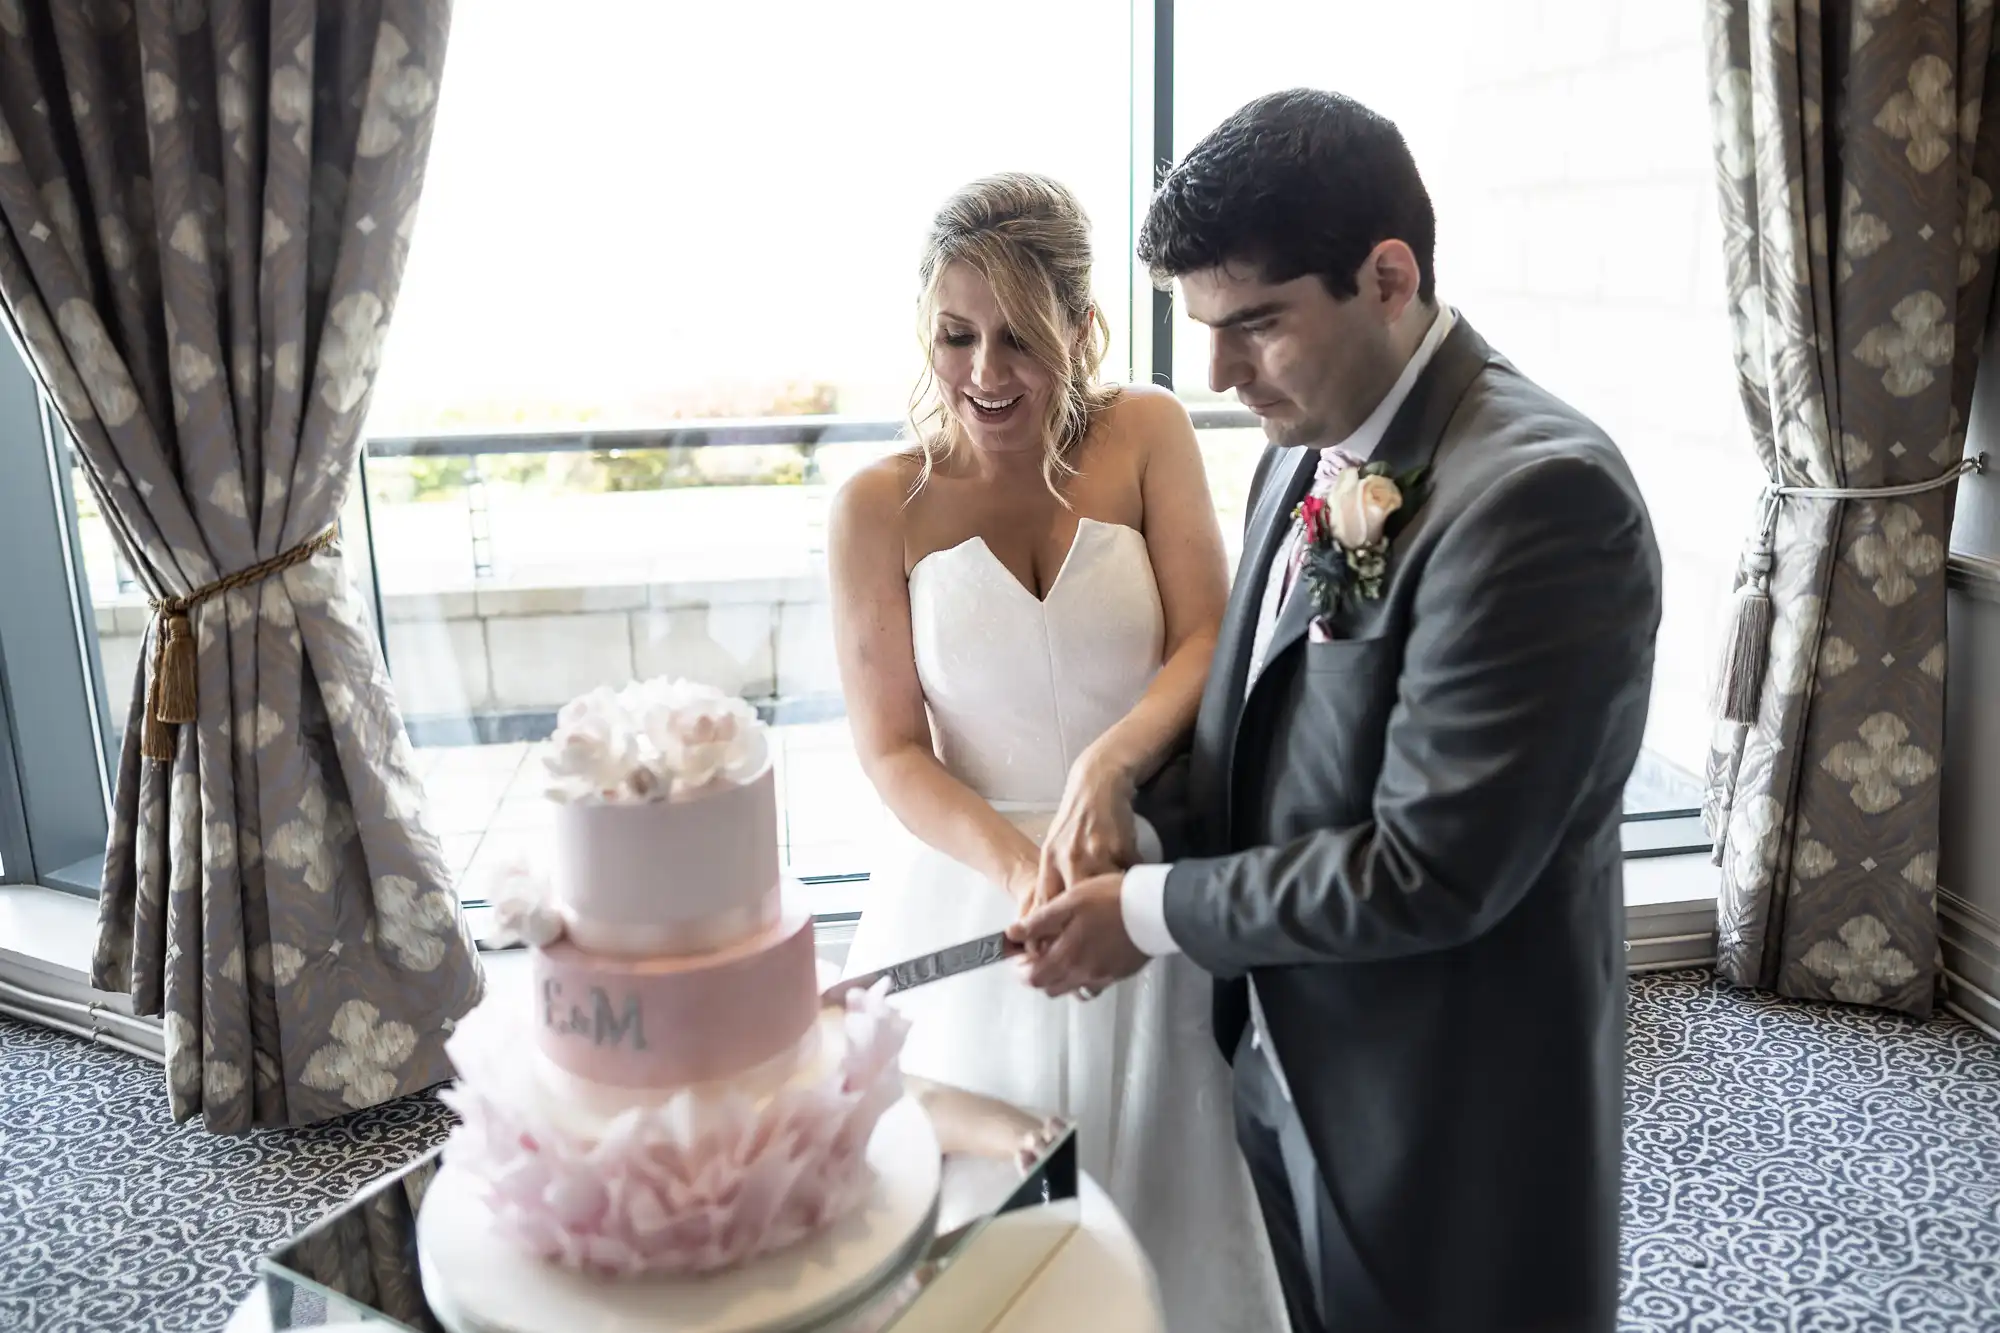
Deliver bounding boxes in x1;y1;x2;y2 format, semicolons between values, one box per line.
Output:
842;517;1285;1333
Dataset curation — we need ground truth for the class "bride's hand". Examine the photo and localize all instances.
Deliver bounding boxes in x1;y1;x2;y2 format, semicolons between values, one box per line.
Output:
998;831;1047;916
1001;856;1043;916
1032;757;1139;914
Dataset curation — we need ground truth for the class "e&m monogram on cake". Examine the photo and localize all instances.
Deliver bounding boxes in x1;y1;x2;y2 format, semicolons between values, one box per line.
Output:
542;979;648;1050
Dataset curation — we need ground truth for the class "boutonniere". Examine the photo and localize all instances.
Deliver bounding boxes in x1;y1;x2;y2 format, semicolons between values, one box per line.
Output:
1294;462;1428;617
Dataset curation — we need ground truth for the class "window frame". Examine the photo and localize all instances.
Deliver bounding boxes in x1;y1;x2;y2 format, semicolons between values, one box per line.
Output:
0;315;113;893
0;648;33;886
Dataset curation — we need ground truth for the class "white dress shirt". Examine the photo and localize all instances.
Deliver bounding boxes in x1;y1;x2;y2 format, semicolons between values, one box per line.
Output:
1119;304;1457;1097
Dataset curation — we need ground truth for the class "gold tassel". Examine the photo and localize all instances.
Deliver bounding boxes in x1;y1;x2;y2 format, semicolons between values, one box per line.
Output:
132;526;339;763
1714;535;1774;726
141;614;176;761
140;711;174;761
155;609;198;724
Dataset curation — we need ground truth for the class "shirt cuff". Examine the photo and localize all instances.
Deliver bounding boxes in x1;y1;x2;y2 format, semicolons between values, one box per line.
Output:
1120;863;1182;957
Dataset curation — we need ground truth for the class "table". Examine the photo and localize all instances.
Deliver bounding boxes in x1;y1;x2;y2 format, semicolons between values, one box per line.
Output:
224;1171;1164;1333
985;1173;1165;1333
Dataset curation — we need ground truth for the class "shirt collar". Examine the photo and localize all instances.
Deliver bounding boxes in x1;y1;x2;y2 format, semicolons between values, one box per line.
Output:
1326;302;1456;464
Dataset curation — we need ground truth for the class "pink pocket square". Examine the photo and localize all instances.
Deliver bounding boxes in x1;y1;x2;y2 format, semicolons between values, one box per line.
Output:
1308;615;1337;644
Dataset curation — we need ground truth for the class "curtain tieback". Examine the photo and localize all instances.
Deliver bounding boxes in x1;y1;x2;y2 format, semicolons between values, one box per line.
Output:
1714;453;1987;726
141;524;341;762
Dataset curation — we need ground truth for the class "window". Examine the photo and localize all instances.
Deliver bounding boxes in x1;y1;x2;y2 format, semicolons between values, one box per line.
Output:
0;620;30;885
10;0;1734;906
356;1;1141;908
0;328;111;892
0;738;22;884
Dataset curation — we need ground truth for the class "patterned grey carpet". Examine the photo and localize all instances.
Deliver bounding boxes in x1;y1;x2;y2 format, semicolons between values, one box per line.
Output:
0;1019;456;1332
1620;972;2000;1331
2;971;1997;1332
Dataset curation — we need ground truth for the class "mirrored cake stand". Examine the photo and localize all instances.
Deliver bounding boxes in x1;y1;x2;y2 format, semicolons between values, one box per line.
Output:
256;1091;1082;1333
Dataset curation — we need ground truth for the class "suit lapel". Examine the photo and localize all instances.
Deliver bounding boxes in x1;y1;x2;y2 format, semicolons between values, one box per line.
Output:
1193;444;1316;847
1215;445;1316;709
1262;549;1323;666
1245;317;1495;684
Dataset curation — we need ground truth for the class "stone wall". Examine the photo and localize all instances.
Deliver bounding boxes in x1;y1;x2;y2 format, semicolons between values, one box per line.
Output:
93;573;840;728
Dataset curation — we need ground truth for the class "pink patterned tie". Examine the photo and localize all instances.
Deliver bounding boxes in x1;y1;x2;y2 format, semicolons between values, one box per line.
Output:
1280;446;1362;604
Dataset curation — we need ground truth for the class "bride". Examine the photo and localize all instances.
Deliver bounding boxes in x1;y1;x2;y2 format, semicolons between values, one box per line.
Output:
830;173;1283;1332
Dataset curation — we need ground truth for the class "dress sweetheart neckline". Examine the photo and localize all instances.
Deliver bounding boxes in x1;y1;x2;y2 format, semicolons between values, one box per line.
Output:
907;517;1142;605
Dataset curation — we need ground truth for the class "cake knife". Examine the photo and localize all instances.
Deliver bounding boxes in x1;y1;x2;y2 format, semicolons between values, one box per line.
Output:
820;929;1023;1006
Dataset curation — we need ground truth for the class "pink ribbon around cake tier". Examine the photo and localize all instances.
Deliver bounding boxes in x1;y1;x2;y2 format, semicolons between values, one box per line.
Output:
533;910;821;1089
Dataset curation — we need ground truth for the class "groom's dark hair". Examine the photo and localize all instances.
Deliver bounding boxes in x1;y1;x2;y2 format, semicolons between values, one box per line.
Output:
1137;89;1436;304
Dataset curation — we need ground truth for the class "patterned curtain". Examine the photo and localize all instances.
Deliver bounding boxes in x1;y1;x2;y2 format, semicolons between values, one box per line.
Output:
0;1;481;1130
1704;0;2000;1016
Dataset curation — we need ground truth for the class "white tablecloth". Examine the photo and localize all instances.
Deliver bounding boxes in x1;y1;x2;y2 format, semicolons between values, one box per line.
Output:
986;1173;1165;1333
225;1171;1164;1333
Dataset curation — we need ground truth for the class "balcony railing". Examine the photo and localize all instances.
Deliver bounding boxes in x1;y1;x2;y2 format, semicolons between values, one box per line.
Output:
81;412;1711;891
356;414;1709;847
361;407;1268;458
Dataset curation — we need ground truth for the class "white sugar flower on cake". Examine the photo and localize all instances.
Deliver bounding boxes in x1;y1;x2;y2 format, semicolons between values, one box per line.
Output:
541;686;644;803
542;677;768;804
630;677;769;790
481;855;566;948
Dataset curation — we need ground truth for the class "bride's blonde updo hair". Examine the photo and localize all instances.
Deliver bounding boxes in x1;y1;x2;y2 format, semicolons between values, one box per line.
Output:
909;172;1120;500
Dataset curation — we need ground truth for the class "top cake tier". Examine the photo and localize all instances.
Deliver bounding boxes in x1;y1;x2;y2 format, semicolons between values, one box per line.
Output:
553;765;780;956
537;677;781;958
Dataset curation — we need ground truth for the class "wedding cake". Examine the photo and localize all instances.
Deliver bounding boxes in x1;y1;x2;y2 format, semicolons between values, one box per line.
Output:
418;677;941;1333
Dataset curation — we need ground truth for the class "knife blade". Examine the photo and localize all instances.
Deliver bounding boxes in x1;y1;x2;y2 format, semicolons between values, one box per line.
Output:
820;929;1023;1006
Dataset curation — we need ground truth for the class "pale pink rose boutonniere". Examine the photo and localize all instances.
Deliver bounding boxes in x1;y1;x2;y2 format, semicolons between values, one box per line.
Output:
1294;461;1428;639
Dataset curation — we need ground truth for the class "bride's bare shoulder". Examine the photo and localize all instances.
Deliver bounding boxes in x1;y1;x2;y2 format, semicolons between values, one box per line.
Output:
829;449;922;551
1097;382;1193;440
1091;383;1198;472
1108;380;1183;412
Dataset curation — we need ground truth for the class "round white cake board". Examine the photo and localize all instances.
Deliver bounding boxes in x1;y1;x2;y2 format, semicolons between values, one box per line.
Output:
418;1096;940;1333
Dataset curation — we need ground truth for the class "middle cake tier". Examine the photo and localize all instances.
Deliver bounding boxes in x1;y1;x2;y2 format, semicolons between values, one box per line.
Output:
533;908;821;1092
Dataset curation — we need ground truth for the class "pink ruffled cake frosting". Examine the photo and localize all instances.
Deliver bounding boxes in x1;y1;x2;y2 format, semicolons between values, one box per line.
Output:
440;983;908;1276
440;678;912;1277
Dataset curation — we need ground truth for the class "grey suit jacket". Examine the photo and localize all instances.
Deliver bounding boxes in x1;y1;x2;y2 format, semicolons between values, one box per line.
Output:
1153;319;1661;1332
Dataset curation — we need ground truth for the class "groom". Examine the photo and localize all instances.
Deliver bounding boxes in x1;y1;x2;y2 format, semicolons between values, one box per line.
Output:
1010;90;1661;1333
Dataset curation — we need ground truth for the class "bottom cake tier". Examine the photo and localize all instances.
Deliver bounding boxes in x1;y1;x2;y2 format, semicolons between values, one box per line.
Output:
417;1094;942;1333
437;980;912;1277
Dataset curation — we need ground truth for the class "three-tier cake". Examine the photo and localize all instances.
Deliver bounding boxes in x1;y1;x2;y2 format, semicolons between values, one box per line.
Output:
418;677;940;1333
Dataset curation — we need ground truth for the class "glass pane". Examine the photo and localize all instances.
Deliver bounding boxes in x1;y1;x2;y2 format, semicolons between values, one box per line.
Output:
0;663;24;884
367;0;1137;905
71;459;141;765
366;440;892;905
1173;0;1746;817
373;1;1134;434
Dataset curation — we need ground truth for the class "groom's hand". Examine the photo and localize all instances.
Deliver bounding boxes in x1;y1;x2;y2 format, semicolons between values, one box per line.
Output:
1006;872;1147;997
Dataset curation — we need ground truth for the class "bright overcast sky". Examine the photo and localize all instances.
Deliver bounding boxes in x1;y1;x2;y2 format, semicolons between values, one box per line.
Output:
367;0;1475;432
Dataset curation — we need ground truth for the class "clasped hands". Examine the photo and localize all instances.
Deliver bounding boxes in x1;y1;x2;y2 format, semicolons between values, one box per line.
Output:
1003;759;1151;1001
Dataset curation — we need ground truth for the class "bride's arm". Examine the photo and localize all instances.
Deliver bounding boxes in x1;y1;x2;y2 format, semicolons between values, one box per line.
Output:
1087;388;1231;787
1038;389;1230;900
828;461;1044;909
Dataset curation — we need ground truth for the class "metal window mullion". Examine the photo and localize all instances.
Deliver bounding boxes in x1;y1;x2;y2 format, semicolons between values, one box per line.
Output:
1150;0;1174;390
